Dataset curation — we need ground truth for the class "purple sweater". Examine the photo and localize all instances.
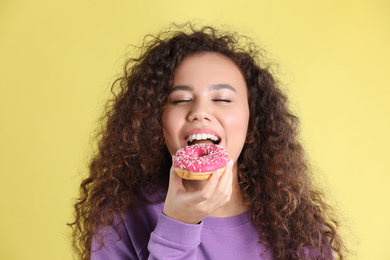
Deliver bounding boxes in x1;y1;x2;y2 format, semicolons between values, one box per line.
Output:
91;201;272;259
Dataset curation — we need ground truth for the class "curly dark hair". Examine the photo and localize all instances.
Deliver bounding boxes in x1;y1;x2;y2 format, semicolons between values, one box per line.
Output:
69;23;346;259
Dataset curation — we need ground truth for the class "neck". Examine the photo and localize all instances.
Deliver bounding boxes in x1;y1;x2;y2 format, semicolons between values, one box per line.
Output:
209;182;248;218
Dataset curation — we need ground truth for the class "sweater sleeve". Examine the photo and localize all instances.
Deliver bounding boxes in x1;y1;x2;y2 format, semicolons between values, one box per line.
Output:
148;213;202;260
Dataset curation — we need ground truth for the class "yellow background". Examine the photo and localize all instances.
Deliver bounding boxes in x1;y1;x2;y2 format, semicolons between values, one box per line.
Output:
1;0;389;259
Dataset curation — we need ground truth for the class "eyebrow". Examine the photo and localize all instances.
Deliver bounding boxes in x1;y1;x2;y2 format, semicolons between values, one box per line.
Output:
169;85;192;94
169;84;237;94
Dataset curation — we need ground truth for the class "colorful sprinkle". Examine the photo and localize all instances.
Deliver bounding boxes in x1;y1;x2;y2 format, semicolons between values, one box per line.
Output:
173;144;228;173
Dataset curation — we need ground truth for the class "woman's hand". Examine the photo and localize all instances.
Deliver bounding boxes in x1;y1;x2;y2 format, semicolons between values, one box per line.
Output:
163;159;234;224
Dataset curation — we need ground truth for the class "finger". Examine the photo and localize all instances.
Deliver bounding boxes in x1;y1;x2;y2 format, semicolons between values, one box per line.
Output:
216;159;234;191
192;168;222;203
168;166;185;193
209;159;234;206
194;159;233;204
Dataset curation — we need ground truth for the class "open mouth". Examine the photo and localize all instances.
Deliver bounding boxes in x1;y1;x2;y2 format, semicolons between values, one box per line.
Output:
186;134;221;146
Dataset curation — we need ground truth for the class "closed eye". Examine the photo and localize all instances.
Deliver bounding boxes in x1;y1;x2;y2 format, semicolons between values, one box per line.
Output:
213;99;231;103
172;99;192;104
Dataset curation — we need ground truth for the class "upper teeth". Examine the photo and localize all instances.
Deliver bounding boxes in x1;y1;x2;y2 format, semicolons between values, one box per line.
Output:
187;134;220;143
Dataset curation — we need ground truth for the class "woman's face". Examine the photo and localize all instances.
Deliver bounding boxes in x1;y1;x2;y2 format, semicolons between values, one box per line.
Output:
162;52;250;163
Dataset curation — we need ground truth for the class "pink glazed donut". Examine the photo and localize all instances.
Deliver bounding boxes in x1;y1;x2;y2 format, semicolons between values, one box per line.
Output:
173;143;229;180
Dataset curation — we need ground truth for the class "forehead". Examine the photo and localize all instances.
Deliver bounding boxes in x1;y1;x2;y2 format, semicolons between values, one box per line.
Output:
173;52;246;90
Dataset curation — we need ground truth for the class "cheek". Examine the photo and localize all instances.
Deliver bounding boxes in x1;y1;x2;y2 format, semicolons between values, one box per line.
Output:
224;107;250;158
162;110;183;155
226;107;249;134
162;108;176;133
162;112;173;150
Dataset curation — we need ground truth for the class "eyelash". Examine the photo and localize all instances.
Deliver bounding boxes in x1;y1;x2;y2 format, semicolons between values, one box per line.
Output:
172;99;192;104
213;99;231;103
172;99;231;104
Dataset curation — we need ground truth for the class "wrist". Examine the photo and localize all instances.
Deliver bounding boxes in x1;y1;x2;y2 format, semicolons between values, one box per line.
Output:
162;210;203;225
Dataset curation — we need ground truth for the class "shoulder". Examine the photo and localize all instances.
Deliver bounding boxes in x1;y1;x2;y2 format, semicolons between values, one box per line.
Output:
91;201;164;260
123;200;165;236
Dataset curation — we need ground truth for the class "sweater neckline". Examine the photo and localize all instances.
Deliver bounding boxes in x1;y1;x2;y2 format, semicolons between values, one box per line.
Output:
202;211;252;229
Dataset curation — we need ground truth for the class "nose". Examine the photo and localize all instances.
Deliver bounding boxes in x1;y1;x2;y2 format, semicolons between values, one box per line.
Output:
187;100;212;122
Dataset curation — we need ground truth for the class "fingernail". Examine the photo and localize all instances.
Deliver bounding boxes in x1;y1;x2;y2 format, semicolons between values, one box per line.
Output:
214;169;221;178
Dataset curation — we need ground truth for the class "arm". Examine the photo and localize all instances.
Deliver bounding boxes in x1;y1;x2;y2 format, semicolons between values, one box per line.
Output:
90;210;202;260
92;159;234;260
147;214;202;260
147;160;234;259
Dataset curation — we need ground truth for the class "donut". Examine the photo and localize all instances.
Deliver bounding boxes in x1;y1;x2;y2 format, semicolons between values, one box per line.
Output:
173;143;229;180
